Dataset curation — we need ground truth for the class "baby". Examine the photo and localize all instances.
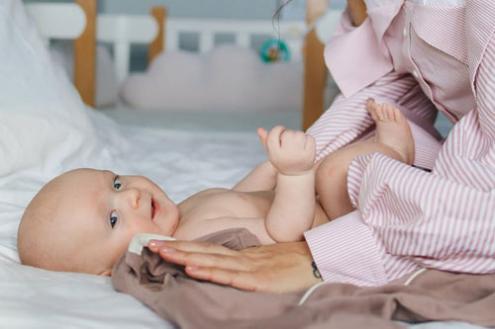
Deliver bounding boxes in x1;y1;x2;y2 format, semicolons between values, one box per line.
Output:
17;100;414;276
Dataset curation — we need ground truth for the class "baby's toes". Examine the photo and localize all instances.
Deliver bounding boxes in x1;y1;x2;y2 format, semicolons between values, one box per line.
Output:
379;104;390;120
376;104;388;121
366;99;378;116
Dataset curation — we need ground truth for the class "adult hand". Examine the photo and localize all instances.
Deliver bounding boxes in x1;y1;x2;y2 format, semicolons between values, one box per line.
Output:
148;240;322;293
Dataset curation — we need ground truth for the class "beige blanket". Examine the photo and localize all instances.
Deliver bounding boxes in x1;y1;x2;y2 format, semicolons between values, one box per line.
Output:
112;229;495;329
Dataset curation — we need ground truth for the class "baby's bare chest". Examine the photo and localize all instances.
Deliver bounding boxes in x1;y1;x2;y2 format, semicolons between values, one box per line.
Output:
181;188;273;223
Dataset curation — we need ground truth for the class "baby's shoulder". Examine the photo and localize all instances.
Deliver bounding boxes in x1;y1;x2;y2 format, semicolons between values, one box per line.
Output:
180;187;232;212
183;187;227;201
179;188;239;225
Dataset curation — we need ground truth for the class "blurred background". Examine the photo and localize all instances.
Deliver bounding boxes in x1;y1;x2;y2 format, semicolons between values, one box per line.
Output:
24;0;346;71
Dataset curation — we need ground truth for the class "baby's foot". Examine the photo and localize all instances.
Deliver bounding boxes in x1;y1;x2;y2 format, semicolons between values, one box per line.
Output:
367;99;415;164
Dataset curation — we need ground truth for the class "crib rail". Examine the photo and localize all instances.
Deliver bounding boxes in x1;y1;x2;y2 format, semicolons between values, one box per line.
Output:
166;19;306;56
25;3;159;87
25;3;86;45
97;14;158;84
24;1;343;128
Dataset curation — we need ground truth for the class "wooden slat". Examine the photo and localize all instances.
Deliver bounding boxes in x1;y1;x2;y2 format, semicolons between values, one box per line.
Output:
74;0;97;107
302;0;328;130
302;30;326;130
348;0;367;26
148;6;166;64
301;0;367;130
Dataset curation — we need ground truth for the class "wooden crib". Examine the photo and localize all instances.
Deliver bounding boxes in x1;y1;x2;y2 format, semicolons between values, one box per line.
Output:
26;0;342;130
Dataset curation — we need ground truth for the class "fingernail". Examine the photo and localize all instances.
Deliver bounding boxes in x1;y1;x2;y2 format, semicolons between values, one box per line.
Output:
160;247;175;253
186;266;198;272
148;240;160;247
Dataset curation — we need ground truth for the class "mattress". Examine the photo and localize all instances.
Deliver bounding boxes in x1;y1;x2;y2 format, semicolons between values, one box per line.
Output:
100;104;303;132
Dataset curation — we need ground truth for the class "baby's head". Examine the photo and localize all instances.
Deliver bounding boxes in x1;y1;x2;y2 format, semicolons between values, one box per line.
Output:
17;168;179;275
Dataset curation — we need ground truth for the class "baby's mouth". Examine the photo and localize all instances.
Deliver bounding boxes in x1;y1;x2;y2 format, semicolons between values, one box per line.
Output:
151;198;160;221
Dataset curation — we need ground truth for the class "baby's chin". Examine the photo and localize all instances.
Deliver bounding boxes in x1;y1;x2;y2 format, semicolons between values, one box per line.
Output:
157;220;178;238
156;207;179;237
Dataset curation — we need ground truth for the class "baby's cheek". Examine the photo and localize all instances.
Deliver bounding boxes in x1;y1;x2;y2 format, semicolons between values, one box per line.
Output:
129;218;162;235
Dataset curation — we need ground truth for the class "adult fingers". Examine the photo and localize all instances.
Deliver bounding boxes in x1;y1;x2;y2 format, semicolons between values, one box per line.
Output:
185;266;263;292
157;247;252;271
148;240;238;256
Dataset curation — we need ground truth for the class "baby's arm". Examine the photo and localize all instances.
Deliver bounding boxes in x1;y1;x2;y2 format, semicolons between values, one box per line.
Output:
262;126;316;242
232;161;277;192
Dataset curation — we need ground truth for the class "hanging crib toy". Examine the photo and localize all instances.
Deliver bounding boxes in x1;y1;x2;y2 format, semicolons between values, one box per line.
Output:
259;38;291;63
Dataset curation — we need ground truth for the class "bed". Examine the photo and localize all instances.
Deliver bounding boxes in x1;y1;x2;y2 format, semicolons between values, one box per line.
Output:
0;0;476;328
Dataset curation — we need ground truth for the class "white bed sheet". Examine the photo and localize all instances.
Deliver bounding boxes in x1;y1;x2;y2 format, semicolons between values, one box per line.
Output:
0;111;487;329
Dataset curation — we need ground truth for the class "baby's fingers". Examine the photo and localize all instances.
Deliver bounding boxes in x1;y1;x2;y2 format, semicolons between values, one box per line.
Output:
267;125;286;151
257;128;268;150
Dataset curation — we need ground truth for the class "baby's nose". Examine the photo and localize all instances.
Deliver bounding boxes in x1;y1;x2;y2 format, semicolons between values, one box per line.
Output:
124;188;141;209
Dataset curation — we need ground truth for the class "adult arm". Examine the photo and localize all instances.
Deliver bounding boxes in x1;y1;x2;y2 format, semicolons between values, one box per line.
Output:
307;7;439;165
305;32;495;286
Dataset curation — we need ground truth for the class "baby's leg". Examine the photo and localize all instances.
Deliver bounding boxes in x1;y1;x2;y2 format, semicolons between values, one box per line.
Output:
316;100;414;220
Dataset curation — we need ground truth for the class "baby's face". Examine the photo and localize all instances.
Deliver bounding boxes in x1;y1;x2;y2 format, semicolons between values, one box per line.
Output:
48;169;179;274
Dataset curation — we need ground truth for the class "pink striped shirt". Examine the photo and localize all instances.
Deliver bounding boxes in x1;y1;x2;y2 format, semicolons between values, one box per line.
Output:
304;0;495;286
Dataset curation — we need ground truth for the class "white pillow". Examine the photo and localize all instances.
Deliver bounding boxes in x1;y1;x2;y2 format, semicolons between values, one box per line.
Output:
50;43;120;107
0;0;130;263
0;0;100;177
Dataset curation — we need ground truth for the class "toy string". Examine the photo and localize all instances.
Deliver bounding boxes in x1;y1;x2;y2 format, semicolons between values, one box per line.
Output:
272;0;294;54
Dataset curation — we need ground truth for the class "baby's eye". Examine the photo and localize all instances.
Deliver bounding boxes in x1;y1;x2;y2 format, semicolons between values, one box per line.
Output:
109;210;119;229
113;175;122;191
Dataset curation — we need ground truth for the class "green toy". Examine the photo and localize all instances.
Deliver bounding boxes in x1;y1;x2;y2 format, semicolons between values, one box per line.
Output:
260;38;291;63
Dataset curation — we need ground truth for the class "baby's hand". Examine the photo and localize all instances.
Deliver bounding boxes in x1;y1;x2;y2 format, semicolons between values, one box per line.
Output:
258;126;316;175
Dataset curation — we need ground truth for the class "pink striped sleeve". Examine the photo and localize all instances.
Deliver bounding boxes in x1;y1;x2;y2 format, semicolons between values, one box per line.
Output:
310;32;495;285
307;71;441;170
307;72;428;162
